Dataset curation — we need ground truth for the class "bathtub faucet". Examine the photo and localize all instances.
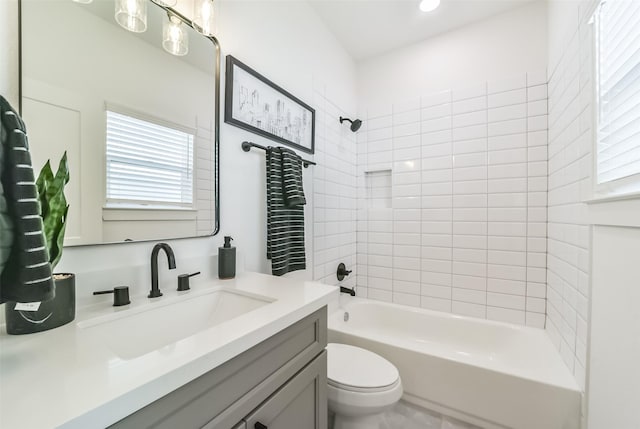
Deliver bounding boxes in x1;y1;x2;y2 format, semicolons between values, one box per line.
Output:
340;286;356;296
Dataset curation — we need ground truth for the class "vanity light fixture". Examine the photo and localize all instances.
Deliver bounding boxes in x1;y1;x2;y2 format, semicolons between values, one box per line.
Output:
163;13;189;56
192;0;216;36
72;0;93;4
151;0;177;7
115;0;147;33
419;0;440;13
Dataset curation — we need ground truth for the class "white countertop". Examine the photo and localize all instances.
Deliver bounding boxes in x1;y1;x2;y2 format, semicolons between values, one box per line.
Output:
0;272;337;429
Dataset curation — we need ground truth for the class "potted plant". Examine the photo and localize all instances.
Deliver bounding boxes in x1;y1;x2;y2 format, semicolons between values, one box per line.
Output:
5;152;72;334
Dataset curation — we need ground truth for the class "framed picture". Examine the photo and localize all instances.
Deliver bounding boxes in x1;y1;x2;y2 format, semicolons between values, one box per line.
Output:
225;55;315;154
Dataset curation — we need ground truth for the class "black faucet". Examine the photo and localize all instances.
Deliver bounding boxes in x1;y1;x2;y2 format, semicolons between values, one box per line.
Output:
340;286;356;296
149;243;176;298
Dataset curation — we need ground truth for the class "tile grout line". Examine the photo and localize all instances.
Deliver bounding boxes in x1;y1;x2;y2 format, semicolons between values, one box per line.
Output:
448;90;454;313
484;82;489;319
525;73;530;324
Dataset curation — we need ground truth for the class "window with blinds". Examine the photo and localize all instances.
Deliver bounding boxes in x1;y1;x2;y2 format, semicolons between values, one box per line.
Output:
594;0;640;189
106;110;194;208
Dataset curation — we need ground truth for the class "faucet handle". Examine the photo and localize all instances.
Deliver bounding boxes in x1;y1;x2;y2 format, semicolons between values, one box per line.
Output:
336;263;352;281
177;272;201;291
93;286;131;307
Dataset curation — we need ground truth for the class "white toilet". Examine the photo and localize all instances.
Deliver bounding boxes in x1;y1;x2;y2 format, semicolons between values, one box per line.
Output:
326;343;403;429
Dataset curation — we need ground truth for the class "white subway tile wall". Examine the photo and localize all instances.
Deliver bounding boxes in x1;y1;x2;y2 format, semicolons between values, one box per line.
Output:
366;170;392;208
195;118;215;236
357;72;548;327
312;88;358;289
545;0;596;390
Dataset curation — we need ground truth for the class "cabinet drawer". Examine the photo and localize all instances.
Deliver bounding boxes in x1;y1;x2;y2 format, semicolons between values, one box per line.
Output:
110;307;327;429
244;351;327;429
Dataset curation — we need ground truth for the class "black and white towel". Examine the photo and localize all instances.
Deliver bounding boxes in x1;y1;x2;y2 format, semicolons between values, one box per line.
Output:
0;109;13;292
266;147;306;276
0;96;54;303
281;147;306;206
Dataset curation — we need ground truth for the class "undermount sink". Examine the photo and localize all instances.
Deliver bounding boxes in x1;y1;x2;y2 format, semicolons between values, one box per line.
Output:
78;288;275;360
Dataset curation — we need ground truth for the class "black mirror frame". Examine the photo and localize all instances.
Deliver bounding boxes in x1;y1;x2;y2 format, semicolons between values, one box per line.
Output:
17;0;221;243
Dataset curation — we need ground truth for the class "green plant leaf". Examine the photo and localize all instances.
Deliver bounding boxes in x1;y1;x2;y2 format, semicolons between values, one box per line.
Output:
37;152;69;270
49;205;68;270
36;160;53;218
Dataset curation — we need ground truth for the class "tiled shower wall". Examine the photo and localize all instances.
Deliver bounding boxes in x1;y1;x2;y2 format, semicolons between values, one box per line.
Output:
312;86;358;288
356;73;549;327
545;0;596;389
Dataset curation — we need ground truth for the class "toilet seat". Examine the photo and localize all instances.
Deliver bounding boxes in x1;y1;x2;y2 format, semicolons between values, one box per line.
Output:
326;343;400;392
328;377;401;393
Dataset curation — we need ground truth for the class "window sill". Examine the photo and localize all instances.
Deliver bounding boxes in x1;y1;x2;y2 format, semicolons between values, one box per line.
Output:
103;206;197;222
585;191;640;204
586;194;640;228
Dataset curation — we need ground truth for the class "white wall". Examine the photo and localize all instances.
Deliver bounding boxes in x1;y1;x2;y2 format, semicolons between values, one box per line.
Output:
588;225;640;429
352;2;549;325
312;91;358;288
215;0;357;279
548;3;640;429
545;0;593;392
1;0;358;303
0;0;19;106
357;1;547;107
354;73;549;326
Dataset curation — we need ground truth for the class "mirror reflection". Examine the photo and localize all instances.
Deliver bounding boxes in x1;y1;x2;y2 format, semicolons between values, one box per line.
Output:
20;0;219;246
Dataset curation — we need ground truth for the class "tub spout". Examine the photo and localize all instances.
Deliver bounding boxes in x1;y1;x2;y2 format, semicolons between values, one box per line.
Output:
340;286;356;296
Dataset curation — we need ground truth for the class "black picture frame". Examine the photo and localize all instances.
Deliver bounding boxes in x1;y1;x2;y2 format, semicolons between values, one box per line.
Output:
224;55;315;154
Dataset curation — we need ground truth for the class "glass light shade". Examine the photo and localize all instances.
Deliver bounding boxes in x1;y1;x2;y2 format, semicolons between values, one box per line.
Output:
163;16;189;56
115;0;147;33
192;0;216;36
72;0;94;4
419;0;440;12
151;0;177;7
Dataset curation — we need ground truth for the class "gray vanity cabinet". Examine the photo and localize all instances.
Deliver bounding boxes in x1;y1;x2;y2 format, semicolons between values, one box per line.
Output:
110;307;327;429
244;352;327;429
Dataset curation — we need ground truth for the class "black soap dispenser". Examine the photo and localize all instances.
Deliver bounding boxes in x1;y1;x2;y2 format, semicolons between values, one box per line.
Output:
218;236;236;279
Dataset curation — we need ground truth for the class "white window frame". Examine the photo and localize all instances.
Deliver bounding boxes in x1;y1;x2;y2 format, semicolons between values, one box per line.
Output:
103;103;197;214
590;0;640;201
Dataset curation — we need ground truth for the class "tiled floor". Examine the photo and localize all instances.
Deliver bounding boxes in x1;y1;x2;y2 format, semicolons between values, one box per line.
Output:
380;401;480;429
330;400;480;429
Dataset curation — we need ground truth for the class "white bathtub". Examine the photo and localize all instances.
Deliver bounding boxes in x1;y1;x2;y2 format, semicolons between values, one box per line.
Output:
328;298;581;429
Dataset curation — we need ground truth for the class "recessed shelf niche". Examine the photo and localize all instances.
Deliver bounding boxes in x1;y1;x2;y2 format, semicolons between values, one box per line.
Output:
365;170;392;209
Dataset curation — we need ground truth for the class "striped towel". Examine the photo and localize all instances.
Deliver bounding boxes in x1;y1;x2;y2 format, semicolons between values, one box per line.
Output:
280;147;306;206
0;111;13;291
0;96;54;303
266;147;306;276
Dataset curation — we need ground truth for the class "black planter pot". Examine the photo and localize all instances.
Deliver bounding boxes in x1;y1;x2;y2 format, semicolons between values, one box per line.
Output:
5;273;76;335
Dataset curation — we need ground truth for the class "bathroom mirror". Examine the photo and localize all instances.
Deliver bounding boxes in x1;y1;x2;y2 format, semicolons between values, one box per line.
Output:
19;0;220;246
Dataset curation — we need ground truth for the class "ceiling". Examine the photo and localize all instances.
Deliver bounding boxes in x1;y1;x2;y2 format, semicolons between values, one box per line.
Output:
308;0;536;61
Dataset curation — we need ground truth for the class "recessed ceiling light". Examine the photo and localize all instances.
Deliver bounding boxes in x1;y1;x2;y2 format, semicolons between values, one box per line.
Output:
419;0;440;13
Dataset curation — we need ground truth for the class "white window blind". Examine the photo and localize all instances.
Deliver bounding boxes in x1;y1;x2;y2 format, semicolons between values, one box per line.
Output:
594;0;640;185
106;110;194;207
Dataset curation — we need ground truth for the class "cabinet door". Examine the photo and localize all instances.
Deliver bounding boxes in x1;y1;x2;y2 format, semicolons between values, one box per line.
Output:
244;351;327;429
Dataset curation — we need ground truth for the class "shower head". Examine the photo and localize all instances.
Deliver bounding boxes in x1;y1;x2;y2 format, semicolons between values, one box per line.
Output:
340;116;363;132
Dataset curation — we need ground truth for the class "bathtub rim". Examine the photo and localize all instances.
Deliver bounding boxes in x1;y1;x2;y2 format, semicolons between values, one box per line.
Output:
329;297;580;393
